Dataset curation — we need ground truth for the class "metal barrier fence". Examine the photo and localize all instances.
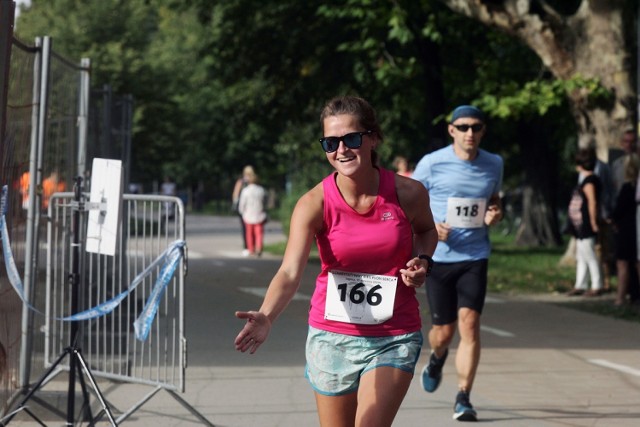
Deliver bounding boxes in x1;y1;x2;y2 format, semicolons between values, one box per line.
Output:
46;192;186;391
0;191;215;425
14;191;212;425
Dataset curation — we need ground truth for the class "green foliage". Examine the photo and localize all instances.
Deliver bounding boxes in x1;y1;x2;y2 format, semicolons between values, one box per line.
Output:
277;188;303;239
476;74;613;121
14;0;627;240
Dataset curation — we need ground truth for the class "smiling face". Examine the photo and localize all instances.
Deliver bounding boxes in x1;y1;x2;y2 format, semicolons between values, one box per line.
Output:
322;114;376;176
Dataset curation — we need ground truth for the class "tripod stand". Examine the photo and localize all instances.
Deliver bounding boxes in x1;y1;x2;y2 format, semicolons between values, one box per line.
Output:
1;177;117;426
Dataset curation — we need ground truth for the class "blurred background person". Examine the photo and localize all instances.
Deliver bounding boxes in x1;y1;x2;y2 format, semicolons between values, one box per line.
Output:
232;165;254;256
584;145;614;293
238;168;267;257
567;148;603;296
611;153;639;306
392;155;413;177
161;175;177;219
612;128;639;301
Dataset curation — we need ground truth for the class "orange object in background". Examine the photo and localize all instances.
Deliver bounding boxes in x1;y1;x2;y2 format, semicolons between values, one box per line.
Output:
18;171;29;210
42;173;66;210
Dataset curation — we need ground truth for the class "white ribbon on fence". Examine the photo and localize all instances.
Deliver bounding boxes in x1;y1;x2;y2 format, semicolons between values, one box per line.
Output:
0;184;185;341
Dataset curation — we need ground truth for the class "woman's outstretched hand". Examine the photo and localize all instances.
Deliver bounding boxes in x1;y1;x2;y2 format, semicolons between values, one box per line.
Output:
234;310;272;354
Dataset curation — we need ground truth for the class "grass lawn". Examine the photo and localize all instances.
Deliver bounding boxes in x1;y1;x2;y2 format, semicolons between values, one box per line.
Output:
264;230;640;323
489;232;640;323
488;232;574;295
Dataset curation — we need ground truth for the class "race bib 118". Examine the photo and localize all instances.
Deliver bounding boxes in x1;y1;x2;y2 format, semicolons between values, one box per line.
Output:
446;197;486;228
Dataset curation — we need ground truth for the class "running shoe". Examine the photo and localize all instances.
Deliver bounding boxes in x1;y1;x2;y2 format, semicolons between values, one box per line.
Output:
420;349;448;393
453;390;477;422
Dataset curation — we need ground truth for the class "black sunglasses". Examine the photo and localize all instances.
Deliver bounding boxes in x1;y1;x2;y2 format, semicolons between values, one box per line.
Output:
319;131;373;153
452;124;484;133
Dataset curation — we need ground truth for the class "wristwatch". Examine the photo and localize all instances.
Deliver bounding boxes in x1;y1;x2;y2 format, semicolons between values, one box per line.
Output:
418;254;434;276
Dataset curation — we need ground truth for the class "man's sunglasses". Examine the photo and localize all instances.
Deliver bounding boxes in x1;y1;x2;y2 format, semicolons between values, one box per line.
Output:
452;124;484;133
319;130;373;153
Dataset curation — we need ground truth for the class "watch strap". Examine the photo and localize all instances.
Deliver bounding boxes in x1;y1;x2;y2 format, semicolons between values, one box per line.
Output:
418;254;434;276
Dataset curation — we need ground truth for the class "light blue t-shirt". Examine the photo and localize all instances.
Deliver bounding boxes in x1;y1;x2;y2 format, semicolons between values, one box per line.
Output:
412;144;503;262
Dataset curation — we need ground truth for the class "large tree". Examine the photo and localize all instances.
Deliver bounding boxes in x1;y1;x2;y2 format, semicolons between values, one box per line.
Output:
440;0;637;156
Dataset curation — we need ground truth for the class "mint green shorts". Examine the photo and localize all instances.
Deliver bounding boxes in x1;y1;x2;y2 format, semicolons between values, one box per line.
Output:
304;326;423;396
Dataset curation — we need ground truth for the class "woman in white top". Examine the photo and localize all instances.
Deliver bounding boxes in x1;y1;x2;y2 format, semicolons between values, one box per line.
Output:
238;169;267;256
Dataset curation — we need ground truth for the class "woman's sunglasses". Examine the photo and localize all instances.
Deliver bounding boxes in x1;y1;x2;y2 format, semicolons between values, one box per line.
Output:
319;130;373;153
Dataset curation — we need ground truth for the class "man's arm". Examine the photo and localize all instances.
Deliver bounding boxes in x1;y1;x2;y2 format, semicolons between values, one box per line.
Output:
484;193;503;226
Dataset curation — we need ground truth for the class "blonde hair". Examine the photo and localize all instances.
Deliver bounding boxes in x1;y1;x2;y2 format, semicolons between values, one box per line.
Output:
242;165;255;176
243;165;258;184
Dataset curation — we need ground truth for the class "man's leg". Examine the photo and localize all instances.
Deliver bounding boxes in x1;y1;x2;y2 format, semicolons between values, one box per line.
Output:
428;323;456;359
451;260;486;421
451;307;481;421
423;262;459;393
422;323;455;393
455;307;481;392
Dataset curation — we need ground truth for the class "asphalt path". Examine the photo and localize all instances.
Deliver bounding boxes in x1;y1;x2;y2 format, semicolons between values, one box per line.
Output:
7;214;640;426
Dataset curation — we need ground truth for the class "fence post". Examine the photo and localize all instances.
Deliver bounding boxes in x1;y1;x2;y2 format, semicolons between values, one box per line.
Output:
19;34;52;389
0;0;16;180
77;57;90;178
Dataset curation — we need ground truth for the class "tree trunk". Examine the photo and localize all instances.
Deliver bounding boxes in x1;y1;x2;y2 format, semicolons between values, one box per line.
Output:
514;118;563;246
439;0;635;157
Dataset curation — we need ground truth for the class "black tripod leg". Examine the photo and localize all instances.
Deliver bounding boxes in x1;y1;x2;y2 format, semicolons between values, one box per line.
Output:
73;349;118;426
74;353;95;423
0;349;71;426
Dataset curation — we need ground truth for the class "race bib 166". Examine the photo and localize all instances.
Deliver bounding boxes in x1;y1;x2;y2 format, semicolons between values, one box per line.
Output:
324;271;397;324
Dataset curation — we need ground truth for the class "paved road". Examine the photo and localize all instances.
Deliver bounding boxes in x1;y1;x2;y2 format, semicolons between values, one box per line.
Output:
7;214;640;426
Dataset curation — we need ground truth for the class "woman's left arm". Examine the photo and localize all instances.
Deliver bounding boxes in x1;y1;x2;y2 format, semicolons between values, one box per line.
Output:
583;182;599;233
396;176;438;287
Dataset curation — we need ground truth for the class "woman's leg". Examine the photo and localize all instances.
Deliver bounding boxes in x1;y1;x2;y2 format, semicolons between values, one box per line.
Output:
238;213;247;249
583;237;603;290
255;222;264;255
355;367;412;427
245;222;255;254
615;260;629;305
574;238;589;290
314;392;357;427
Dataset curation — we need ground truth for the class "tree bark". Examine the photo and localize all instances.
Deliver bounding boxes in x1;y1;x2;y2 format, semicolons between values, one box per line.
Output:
439;0;635;159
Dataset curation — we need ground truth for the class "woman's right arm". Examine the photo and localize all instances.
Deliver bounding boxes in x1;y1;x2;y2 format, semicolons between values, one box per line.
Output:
232;179;242;202
259;185;323;321
235;184;323;353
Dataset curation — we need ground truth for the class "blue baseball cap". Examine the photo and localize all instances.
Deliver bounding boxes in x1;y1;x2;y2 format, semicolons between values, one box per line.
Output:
451;105;485;123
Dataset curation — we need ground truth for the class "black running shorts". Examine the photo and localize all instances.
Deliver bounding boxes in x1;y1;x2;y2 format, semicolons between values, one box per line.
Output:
425;259;488;325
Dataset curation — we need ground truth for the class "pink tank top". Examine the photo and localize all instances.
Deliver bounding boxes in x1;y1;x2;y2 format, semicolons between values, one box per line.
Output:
308;167;421;336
